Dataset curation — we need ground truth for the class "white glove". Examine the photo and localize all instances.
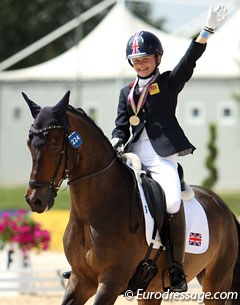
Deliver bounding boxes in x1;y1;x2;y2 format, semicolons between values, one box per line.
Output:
110;138;124;154
111;138;120;148
204;4;228;32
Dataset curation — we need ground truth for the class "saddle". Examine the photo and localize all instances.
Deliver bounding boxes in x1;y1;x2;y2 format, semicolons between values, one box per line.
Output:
141;163;187;215
122;153;187;235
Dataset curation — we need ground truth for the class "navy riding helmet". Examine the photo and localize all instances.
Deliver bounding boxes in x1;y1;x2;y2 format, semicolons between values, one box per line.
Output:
126;31;164;66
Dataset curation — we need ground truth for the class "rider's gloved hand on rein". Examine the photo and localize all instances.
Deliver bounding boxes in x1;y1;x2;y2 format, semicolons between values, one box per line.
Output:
201;4;228;37
111;138;125;155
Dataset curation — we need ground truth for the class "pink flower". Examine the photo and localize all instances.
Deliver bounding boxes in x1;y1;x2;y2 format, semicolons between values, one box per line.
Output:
2;212;11;218
0;209;51;252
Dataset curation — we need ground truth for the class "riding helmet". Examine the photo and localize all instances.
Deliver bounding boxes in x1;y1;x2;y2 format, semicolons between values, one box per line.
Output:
126;31;164;60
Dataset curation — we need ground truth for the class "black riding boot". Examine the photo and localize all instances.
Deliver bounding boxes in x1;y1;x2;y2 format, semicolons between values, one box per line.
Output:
168;202;188;292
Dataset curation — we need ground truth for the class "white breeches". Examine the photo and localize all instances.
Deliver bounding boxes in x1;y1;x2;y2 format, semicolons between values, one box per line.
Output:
131;139;181;214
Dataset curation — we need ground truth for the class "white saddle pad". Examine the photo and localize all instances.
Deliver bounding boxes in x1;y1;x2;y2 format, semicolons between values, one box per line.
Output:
122;153;209;255
138;181;209;254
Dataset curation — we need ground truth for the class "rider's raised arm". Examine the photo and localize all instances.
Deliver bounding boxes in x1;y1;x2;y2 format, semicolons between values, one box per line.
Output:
170;4;228;92
196;4;228;44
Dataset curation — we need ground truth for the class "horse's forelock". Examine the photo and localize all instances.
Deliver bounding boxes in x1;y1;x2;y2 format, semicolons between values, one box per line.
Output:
29;106;65;148
33;106;63;129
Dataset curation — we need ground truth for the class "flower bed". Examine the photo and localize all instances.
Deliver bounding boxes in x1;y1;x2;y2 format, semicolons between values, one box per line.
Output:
0;209;50;252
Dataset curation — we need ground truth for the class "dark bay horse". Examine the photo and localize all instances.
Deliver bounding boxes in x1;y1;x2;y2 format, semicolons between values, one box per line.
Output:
23;91;240;305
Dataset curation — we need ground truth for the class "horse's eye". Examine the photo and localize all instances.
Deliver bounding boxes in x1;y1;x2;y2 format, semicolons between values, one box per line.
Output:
48;140;61;152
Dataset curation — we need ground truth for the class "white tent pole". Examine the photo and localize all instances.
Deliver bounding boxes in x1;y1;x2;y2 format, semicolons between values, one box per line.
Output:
0;0;116;71
126;0;210;6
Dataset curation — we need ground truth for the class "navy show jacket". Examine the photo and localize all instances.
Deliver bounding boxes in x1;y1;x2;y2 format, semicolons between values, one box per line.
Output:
112;40;206;157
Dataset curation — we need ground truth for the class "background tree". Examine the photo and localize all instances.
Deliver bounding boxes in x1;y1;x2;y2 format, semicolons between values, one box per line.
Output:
0;0;165;70
0;0;110;69
233;94;240;103
202;123;218;189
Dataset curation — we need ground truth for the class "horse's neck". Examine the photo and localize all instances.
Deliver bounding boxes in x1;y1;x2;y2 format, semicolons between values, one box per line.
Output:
69;158;134;224
67;112;114;180
66;113;135;222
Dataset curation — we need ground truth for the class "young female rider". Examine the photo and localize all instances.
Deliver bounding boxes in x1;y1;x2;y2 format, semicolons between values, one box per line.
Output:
111;5;228;292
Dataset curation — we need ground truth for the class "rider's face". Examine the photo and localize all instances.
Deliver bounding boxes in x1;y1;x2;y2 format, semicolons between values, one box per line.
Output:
131;54;161;78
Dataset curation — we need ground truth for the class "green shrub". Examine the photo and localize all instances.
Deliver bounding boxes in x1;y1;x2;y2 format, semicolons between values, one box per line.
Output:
202;123;218;189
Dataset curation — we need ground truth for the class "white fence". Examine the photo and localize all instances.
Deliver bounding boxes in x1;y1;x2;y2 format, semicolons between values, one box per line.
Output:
0;269;66;294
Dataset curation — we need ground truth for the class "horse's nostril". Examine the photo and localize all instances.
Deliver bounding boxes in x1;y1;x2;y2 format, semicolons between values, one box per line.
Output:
33;198;42;206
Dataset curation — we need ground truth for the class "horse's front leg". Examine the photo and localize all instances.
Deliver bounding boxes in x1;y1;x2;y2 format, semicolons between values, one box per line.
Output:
93;283;119;305
61;271;97;305
93;268;130;305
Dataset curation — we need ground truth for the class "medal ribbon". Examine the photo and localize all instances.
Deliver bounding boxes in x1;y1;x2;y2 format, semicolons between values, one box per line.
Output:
128;69;159;116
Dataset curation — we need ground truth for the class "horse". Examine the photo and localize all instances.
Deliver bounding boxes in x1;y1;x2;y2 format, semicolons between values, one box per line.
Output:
23;91;240;305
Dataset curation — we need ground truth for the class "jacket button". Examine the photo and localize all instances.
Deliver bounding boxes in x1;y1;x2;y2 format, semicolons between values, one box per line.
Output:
144;120;146;124
142;109;145;112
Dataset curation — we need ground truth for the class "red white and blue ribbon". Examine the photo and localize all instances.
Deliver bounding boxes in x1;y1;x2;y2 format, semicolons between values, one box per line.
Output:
128;69;159;116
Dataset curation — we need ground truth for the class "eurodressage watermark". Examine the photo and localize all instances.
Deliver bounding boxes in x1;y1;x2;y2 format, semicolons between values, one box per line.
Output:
124;289;238;303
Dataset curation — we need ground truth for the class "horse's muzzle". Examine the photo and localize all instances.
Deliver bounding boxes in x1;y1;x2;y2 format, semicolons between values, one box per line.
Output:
24;187;55;213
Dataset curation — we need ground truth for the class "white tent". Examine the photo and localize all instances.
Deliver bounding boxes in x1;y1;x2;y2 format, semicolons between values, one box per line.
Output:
0;3;190;81
0;4;239;81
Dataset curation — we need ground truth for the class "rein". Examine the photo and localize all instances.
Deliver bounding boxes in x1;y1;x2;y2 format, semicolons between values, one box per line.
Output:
67;155;116;185
29;124;116;194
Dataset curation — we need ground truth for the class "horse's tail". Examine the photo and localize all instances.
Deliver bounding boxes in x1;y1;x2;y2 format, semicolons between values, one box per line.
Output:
231;214;240;303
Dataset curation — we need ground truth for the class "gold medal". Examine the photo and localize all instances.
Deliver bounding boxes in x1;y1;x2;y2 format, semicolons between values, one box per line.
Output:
128;70;159;126
129;115;140;126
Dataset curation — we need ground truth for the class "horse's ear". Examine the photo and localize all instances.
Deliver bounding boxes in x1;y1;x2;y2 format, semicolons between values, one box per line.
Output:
22;92;41;119
52;91;70;117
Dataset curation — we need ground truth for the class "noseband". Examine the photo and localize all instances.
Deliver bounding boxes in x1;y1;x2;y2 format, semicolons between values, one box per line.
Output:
28;124;117;196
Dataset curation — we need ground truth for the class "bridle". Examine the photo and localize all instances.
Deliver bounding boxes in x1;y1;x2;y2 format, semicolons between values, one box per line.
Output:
28;124;116;196
29;124;68;196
